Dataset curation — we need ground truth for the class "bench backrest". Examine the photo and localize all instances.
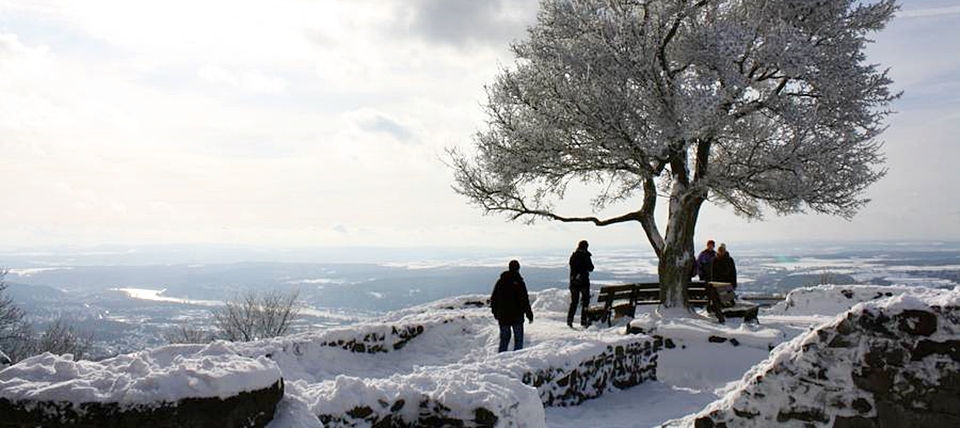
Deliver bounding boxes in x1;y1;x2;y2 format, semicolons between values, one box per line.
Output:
597;281;735;306
631;282;659;303
687;282;711;305
611;282;712;305
708;282;737;308
596;284;637;305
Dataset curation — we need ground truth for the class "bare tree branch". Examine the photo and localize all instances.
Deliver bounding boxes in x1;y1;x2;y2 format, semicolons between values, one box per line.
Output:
213;290;302;342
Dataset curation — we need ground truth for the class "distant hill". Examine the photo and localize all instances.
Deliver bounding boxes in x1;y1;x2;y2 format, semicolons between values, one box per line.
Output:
4;282;67;310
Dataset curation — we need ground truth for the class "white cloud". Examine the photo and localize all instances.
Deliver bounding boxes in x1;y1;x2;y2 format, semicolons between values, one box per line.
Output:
0;0;958;250
197;65;287;94
897;6;960;18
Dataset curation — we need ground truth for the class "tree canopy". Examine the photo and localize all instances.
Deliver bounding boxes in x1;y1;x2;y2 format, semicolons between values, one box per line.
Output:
450;0;898;308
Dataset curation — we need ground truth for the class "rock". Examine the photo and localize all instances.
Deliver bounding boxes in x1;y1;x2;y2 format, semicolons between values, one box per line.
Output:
851;397;873;413
912;339;960;362
708;336;728;343
896;310;938;337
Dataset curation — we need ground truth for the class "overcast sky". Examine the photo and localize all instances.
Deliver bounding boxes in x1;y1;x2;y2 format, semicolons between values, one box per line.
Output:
1;0;958;254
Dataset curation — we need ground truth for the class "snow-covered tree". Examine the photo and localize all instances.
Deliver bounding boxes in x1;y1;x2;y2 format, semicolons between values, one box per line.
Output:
449;0;899;310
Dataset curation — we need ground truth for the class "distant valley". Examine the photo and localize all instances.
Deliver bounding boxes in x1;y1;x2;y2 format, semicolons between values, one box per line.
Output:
2;241;958;358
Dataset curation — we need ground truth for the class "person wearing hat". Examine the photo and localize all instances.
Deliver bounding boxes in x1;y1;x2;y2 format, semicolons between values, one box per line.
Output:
696;240;717;282
567;240;595;328
490;260;534;352
712;243;738;289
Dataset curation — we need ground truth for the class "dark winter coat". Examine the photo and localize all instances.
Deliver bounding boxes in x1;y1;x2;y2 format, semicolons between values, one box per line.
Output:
712;254;737;288
568;249;594;289
490;270;533;326
697;249;716;281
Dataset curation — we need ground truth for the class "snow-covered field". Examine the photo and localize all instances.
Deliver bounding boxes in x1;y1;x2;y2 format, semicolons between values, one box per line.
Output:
2;283;958;427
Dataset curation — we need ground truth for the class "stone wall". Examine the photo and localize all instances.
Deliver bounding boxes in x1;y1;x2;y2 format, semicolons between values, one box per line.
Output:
318;395;502;428
522;337;661;407
316;324;426;354
0;380;284;428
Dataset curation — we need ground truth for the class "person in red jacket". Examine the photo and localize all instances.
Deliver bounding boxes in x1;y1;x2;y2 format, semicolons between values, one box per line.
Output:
490;260;534;352
696;240;717;282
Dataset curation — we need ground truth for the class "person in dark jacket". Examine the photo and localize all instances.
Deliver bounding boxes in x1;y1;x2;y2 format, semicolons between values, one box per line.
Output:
711;243;737;288
696;240;716;282
567;240;594;328
490;260;534;352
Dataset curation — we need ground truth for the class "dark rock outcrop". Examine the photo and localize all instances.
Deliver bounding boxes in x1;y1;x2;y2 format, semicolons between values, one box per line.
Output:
686;292;960;427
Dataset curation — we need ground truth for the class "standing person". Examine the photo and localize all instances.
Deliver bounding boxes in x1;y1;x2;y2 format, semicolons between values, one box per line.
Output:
490;260;534;352
712;243;738;289
567;240;594;328
696;240;717;282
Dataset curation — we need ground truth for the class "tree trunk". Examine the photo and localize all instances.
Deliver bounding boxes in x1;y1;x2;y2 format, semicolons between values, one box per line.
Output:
658;194;704;310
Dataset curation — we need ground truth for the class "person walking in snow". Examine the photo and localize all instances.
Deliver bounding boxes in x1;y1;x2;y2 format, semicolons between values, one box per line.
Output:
711;243;737;289
696;239;717;282
567;240;594;328
490;260;534;352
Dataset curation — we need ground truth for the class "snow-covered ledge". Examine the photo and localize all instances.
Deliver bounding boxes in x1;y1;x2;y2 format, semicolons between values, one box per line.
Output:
0;341;283;428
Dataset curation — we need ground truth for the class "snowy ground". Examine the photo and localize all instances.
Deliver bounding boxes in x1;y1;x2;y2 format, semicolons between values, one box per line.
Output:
2;284;957;427
265;284;954;427
541;313;805;427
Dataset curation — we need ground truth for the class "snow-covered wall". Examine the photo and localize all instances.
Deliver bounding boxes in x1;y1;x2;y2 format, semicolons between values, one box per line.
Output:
303;335;659;427
679;287;960;427
234;295;661;427
515;336;659;406
0;342;284;428
0;291;662;427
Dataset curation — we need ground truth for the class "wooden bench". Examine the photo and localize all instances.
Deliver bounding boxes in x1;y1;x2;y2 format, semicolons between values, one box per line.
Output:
584;284;639;326
585;281;758;326
705;282;759;324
